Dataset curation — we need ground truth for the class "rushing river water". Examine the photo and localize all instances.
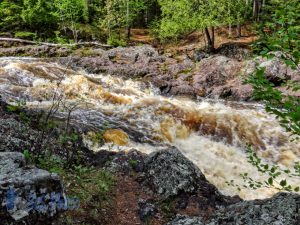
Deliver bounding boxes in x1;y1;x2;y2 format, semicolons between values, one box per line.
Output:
0;58;299;200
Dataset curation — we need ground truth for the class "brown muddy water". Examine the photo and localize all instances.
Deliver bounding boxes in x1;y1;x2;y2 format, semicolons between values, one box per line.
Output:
0;57;299;200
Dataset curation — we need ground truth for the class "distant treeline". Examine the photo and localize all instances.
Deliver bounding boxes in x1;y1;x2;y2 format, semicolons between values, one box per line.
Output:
0;0;298;50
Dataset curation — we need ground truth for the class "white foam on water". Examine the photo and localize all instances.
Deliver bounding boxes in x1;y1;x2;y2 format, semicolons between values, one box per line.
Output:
1;58;299;200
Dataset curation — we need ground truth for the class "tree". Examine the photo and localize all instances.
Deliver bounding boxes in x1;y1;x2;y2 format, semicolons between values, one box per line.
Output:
86;0;106;25
157;0;227;52
54;0;89;42
21;0;58;33
102;0;145;40
156;0;252;52
0;0;24;32
222;0;250;37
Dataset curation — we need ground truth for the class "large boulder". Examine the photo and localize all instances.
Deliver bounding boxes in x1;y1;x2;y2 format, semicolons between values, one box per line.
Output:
167;192;300;225
217;43;251;61
191;55;253;100
0;152;65;224
192;55;242;90
143;147;228;203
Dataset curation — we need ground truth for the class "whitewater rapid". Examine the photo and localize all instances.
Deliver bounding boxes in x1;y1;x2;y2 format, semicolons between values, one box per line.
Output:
0;58;299;200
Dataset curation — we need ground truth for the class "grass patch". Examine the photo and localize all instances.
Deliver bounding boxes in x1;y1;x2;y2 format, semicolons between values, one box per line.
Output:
159;198;176;220
36;156;117;224
60;168;116;224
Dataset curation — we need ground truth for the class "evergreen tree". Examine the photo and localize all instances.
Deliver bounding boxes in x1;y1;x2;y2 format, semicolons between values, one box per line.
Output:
21;0;58;32
0;0;24;32
54;0;89;42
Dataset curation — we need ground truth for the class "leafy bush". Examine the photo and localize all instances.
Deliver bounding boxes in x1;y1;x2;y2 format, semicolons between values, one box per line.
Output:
14;31;37;40
227;147;300;193
243;147;299;192
107;34;127;47
239;0;300;194
0;0;24;31
248;0;300;137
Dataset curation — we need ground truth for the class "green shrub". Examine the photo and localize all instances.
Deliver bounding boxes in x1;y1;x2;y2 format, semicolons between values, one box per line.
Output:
14;31;37;40
107;34;127;47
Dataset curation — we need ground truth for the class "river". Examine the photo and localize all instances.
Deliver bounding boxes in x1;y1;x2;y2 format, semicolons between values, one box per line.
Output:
0;57;299;200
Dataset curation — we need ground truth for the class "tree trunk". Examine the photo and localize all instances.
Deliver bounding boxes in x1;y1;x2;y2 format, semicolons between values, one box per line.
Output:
127;26;131;40
253;0;261;21
204;27;215;53
126;0;130;40
228;24;232;38
211;27;215;49
237;24;242;37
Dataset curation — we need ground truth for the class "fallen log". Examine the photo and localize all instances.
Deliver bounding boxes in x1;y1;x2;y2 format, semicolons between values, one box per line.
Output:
0;37;112;49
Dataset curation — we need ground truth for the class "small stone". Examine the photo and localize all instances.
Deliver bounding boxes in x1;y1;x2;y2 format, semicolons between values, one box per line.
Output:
138;199;157;222
166;215;204;225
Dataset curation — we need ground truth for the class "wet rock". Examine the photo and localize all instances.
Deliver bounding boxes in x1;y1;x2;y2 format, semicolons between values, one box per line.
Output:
143;147;223;200
0;152;65;224
90;150;117;167
64;45;163;78
142;147;242;215
138;199;157;222
244;54;300;86
191;55;252;100
166;215;204;225
259;58;295;85
169;85;197;96
167;59;194;76
0;45;71;57
229;80;253;101
106;45;159;62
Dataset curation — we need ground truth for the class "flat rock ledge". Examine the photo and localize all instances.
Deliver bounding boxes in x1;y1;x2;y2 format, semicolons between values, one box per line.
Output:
0;152;65;224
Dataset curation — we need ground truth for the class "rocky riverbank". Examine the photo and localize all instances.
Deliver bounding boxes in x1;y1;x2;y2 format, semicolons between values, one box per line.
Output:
62;45;299;101
1;40;299;101
1;41;300;224
0;99;299;225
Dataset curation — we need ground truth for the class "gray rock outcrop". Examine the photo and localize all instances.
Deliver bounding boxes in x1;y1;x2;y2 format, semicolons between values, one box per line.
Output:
0;152;65;224
144;147;208;199
167;192;300;225
143;147;231;206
